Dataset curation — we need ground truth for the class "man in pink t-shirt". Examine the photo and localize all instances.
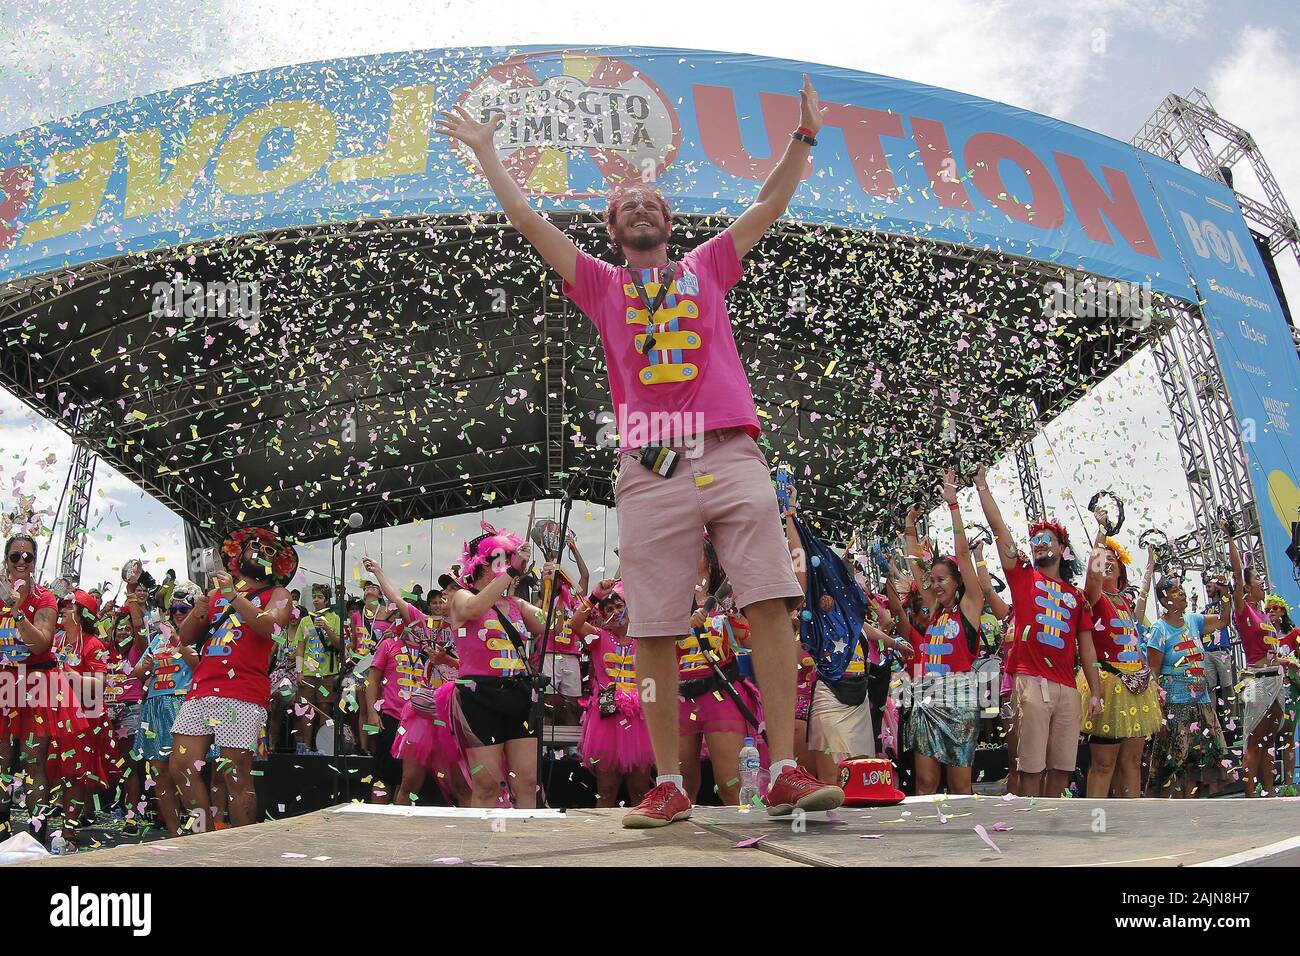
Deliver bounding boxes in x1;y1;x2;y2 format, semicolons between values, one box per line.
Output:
439;74;844;826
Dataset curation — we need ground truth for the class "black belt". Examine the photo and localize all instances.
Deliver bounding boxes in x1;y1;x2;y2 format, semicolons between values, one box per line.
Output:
680;661;741;701
1;659;57;671
458;674;530;689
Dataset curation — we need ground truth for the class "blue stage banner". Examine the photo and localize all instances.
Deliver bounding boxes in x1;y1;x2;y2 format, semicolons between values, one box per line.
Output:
0;45;1196;297
1142;156;1300;607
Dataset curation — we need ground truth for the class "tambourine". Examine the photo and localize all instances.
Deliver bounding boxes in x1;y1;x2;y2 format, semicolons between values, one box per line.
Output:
1088;490;1125;534
1217;505;1236;537
0;576;17;607
968;523;994;550
1137;528;1170;564
121;559;143;584
530;519;574;561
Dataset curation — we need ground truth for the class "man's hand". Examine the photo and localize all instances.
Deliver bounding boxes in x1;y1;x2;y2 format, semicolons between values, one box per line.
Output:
436;106;501;154
690;608;709;632
593;578;616;600
798;74;825;135
212;571;234;596
973;464;988;491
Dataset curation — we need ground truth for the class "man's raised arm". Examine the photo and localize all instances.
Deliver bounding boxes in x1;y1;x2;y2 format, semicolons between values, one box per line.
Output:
437;107;579;285
725;74;824;258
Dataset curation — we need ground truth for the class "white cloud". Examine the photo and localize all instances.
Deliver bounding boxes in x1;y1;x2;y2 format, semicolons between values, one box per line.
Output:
1209;24;1300;313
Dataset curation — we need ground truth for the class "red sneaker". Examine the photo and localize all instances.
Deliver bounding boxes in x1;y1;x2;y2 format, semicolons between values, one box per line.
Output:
621;782;692;829
766;765;845;816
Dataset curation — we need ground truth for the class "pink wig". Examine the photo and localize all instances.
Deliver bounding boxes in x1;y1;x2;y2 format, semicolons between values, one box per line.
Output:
459;524;525;585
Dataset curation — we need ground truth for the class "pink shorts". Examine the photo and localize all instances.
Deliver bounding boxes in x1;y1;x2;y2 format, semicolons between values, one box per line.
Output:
615;428;802;638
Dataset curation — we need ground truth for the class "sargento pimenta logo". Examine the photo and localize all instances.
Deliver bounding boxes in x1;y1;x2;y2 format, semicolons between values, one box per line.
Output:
455;50;681;195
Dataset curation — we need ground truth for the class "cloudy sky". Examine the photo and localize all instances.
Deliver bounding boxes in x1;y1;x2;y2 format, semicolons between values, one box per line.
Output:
0;0;1296;597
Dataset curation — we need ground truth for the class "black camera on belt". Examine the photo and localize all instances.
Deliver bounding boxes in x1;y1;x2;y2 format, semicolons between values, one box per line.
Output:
637;444;679;478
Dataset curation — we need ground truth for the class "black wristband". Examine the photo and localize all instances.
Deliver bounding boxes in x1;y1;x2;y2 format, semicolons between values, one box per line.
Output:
506;565;522;579
791;129;817;146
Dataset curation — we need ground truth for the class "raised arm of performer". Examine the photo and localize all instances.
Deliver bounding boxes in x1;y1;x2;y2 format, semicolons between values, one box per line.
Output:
973;464;1018;574
362;557;418;630
438;74;822;272
1135;547;1158;625
942;467;985;626
1083;509;1112;607
568;539;591;598
902;504;937;608
973;541;1010;621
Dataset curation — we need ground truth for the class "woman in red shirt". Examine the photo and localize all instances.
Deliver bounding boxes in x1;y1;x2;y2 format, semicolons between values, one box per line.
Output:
1225;518;1287;797
0;534;82;844
50;590;112;853
1079;518;1162;799
894;469;985;795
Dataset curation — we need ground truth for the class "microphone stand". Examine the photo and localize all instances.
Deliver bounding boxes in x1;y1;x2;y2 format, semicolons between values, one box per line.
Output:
533;468;584;806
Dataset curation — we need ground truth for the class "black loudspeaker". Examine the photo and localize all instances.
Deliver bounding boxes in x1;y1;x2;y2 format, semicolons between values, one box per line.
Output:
1286;520;1299;571
254;753;375;820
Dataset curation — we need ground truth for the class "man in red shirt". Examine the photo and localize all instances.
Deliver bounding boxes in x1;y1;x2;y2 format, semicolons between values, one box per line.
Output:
169;527;296;830
439;74;844;826
974;467;1102;798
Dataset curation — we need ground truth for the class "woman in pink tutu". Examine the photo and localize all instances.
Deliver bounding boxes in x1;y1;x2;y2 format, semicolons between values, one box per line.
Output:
569;579;654;806
677;540;765;805
445;524;548;808
362;559;467;806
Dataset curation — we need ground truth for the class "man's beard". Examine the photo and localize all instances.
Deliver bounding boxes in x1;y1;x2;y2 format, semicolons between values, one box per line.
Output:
1032;554;1057;570
618;224;667;252
240;558;271;580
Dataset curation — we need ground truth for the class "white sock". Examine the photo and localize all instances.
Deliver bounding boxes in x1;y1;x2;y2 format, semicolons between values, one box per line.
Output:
771;759;797;778
656;774;687;797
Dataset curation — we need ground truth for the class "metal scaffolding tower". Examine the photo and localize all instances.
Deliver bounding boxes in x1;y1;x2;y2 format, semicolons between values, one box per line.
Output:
1133;90;1285;575
1134;88;1300;271
542;279;570;493
1014;400;1046;524
58;443;97;584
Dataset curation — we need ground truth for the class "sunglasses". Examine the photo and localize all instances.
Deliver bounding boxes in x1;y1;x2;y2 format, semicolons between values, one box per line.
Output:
244;541;280;559
6;551;34;564
1030;533;1055;547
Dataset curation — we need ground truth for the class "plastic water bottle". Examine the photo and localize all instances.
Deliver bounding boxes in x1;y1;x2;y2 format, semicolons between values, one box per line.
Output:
738;737;761;809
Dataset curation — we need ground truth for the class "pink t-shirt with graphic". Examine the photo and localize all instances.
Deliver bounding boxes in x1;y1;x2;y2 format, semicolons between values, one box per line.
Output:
454;597;530;680
562;231;758;451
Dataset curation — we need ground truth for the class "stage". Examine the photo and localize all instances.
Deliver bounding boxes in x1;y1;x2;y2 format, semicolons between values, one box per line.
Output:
23;795;1300;868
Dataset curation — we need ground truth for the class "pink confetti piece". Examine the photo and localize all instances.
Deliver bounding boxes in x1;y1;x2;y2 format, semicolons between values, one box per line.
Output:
859;834;883;839
992;823;1015;832
733;835;766;848
281;852;307;859
433;857;463;865
825;810;844;822
935;807;948;824
974;824;1003;855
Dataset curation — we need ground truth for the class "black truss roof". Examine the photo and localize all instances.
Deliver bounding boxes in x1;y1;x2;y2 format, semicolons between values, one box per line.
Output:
0;214;1173;543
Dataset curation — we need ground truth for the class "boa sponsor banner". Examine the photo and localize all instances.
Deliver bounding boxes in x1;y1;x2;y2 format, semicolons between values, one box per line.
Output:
1;45;1198;296
1142;155;1300;606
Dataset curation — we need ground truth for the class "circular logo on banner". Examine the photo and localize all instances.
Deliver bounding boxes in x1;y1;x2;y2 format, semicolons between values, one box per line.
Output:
455;50;681;196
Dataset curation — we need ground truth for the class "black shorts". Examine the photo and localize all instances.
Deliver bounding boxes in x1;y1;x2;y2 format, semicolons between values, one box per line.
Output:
373;711;404;791
458;679;537;746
